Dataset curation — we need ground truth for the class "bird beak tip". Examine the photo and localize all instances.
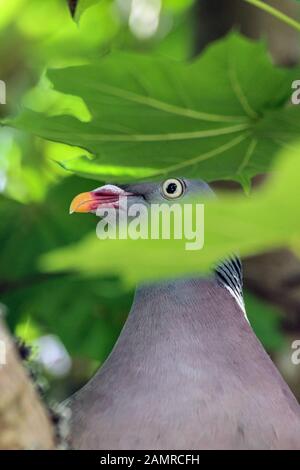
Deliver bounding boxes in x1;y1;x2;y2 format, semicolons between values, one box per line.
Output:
69;191;96;214
69;185;127;215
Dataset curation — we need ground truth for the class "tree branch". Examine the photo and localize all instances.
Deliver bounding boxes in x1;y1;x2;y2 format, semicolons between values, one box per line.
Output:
243;0;300;33
0;317;55;449
67;0;78;17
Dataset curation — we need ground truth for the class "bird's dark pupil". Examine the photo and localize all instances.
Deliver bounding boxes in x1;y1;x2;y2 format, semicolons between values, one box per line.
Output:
166;183;177;194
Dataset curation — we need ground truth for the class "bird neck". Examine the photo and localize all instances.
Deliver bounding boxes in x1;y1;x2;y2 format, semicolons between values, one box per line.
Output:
214;256;245;314
119;258;246;348
92;265;250;389
132;256;245;319
102;274;249;375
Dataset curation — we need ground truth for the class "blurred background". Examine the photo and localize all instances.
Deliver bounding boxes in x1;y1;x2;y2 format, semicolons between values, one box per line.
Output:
0;0;300;402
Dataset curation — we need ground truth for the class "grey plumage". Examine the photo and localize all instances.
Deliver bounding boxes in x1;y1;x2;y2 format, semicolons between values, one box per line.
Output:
69;178;300;450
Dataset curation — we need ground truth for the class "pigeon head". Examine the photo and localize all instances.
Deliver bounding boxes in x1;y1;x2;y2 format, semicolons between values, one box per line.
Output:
69;178;214;215
69;178;245;316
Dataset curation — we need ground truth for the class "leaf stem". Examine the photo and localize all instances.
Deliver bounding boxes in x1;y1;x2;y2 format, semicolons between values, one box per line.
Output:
243;0;300;33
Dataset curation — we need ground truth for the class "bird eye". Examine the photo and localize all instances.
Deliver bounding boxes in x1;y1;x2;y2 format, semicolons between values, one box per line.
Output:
161;179;185;199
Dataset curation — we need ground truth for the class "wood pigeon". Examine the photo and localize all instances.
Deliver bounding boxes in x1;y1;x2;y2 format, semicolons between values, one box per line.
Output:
68;178;300;450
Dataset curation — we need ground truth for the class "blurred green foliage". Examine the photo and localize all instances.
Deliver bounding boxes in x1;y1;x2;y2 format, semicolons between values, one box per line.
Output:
0;0;298;393
0;0;197;377
244;291;285;352
0;175;133;359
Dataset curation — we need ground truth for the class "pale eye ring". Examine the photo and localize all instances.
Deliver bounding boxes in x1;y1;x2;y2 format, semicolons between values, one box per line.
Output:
161;178;185;199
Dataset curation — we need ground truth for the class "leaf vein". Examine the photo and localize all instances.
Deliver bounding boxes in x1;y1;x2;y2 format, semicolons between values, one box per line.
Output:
93;82;248;123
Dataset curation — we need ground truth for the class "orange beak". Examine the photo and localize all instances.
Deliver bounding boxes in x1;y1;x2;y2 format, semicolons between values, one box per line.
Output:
69;192;100;214
69;185;133;215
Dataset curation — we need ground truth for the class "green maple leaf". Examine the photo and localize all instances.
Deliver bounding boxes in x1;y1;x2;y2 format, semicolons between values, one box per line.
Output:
6;33;300;188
